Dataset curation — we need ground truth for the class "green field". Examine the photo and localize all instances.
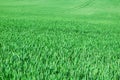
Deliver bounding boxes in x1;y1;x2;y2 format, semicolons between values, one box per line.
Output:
0;0;120;80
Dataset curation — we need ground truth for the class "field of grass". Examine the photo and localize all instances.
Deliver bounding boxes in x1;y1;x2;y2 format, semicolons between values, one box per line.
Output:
0;0;120;80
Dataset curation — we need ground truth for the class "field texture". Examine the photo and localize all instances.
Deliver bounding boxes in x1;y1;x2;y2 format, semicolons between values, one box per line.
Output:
0;0;120;80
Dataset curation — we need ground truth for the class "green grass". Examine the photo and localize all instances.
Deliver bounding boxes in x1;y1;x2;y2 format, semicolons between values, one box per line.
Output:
0;0;120;80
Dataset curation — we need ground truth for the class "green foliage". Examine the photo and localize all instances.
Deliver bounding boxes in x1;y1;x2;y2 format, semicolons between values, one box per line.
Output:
0;0;120;80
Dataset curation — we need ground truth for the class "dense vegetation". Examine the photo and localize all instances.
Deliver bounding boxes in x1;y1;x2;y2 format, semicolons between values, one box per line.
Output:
0;0;120;80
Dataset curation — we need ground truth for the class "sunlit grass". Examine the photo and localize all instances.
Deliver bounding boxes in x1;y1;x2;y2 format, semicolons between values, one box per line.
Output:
0;0;120;80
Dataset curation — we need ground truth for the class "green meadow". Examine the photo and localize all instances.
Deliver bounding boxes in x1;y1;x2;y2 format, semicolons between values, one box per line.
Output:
0;0;120;80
